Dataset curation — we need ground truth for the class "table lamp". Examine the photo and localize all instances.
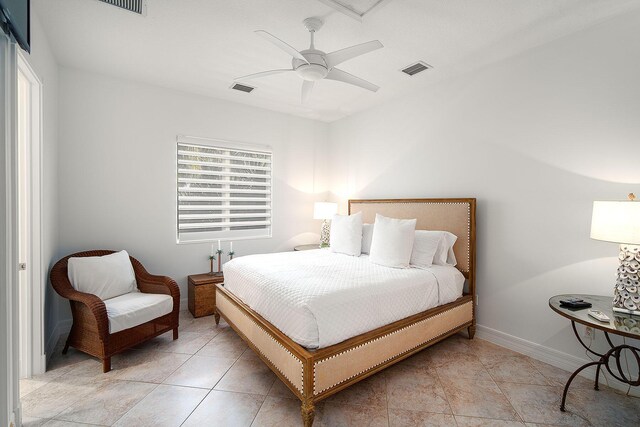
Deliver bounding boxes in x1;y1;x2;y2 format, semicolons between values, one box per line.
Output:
313;202;337;248
590;193;640;315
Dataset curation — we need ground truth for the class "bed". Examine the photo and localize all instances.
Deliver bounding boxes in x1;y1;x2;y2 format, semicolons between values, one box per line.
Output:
214;198;476;426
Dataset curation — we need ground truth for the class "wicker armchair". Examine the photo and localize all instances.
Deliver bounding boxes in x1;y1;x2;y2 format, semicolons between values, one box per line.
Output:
50;250;180;372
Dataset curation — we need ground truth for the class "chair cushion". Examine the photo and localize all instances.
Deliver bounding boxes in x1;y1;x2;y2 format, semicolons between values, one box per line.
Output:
68;250;137;300
103;292;173;334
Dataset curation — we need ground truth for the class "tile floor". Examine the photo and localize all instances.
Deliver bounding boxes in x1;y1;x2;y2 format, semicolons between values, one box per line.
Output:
20;311;640;427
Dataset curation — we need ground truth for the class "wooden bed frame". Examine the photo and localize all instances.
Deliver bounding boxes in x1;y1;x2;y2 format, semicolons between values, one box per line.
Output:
214;198;476;426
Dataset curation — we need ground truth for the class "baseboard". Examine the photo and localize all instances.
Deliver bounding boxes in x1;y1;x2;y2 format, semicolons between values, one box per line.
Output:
476;324;638;396
180;297;188;311
45;319;72;362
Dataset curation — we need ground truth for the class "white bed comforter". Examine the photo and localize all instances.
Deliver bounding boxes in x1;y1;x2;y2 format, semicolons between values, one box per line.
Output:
223;249;464;349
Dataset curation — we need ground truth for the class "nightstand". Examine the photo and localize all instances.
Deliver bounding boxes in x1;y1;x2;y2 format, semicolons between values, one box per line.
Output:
294;244;322;251
188;273;224;318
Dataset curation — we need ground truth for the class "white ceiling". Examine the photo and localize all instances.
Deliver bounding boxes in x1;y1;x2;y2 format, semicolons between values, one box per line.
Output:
34;0;640;122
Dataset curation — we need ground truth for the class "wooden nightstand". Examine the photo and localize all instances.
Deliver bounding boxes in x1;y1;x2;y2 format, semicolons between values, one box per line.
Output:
188;273;224;318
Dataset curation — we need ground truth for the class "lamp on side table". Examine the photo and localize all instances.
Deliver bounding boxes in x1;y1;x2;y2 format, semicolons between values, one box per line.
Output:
590;193;640;316
313;202;337;248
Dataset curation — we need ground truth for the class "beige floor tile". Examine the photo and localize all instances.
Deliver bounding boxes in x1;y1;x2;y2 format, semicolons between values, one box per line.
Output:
240;347;263;362
21;416;50;427
251;396;303;427
215;358;277;395
138;330;217;354
21;375;104;419
46;348;92;372
55;379;156;425
112;351;190;383
436;353;493;381
60;358;119;381
388;408;456;426
182;390;264;427
267;378;298;400
527;359;596;389
441;377;519;421
20;379;49;398
43;421;106;427
483;356;550;386
326;374;387;408
386;363;451;414
163;355;235;389
565;386;640;427
113;384;208;427
497;382;589;426
455;415;527;426
31;363;75;383
196;328;248;359
469;339;523;364
180;313;227;334
314;401;389;427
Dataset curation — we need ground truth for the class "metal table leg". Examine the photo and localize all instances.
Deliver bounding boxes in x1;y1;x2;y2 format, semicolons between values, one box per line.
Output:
561;321;640;411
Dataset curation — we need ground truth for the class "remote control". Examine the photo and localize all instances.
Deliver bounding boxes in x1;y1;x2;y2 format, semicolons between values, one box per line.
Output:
588;310;610;322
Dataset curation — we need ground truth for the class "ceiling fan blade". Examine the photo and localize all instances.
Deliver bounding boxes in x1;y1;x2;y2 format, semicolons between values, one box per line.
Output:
325;68;380;92
325;40;383;68
235;69;293;81
301;81;314;104
255;30;309;64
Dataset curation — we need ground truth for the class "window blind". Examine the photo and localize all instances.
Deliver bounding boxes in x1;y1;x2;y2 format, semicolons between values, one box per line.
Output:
177;138;272;243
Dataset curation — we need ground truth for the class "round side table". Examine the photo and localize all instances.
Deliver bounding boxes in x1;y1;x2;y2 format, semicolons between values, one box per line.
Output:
549;294;640;411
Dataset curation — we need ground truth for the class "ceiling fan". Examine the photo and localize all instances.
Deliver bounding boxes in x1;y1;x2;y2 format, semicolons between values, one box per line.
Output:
235;17;383;103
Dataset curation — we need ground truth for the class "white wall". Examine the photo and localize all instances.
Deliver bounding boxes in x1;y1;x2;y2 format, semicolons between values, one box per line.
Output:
328;9;640;379
22;14;60;360
55;68;329;326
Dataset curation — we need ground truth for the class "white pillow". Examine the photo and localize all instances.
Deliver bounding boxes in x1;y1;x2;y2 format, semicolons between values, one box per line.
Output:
369;214;416;268
433;231;458;266
330;212;363;256
361;223;374;254
410;230;443;268
68;250;137;301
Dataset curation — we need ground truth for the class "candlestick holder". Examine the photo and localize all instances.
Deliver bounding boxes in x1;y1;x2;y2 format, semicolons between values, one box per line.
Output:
208;255;215;276
212;249;224;276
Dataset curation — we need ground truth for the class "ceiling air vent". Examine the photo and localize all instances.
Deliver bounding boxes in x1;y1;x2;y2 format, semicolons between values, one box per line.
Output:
401;61;432;76
230;83;256;93
98;0;146;15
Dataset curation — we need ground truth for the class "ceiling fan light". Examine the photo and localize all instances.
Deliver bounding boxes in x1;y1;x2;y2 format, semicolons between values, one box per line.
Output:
295;64;328;81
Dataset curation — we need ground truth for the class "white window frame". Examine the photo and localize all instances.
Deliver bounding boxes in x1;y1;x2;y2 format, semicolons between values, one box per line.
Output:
176;135;273;244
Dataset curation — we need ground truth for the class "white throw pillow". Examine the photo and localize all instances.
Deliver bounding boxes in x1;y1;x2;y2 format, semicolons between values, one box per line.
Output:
433;231;458;266
410;230;443;268
330;212;363;256
361;223;374;254
68;250;137;301
369;214;417;268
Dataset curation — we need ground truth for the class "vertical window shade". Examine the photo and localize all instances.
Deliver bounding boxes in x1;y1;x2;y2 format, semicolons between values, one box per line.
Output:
177;138;272;243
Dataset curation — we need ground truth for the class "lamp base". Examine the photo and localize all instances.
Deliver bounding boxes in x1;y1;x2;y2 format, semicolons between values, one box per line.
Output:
319;219;330;248
613;244;640;316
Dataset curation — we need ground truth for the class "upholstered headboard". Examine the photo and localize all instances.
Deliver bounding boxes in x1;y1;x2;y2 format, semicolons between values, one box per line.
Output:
349;198;476;294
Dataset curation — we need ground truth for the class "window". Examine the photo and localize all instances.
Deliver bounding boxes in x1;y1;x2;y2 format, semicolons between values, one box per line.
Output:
177;136;272;243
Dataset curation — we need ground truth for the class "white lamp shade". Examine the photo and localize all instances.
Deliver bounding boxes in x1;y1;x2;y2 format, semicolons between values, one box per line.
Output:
590;201;640;244
313;202;337;220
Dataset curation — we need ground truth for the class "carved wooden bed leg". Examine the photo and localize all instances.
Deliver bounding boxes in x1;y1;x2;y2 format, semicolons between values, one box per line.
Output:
301;399;315;427
468;325;476;339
